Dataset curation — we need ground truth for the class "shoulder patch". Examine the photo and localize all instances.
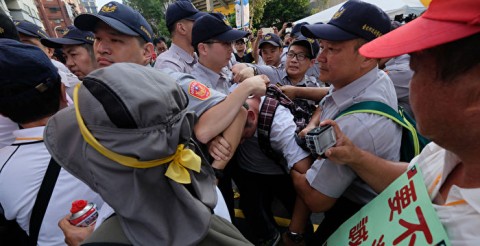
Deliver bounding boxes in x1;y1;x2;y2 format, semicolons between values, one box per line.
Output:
188;81;210;100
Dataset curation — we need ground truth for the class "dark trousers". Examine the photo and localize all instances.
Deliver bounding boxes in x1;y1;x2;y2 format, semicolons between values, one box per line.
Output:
233;166;297;241
310;197;364;245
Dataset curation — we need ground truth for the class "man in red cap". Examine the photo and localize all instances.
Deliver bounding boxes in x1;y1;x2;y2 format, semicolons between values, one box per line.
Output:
322;0;480;244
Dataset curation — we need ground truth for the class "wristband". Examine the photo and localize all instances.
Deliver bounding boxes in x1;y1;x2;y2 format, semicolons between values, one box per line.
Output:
252;66;258;76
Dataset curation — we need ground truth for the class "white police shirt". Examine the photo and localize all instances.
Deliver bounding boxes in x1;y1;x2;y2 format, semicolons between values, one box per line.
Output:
0;126;104;246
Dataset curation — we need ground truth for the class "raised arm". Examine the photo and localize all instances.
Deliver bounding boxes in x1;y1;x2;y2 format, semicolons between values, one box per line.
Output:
194;75;269;143
252;29;263;65
280;85;330;101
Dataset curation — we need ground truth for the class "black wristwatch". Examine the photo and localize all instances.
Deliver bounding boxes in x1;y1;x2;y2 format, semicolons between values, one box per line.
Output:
285;230;304;243
252;66;259;76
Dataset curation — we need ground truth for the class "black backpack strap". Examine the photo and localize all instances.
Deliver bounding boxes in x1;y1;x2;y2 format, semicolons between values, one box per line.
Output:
28;157;61;245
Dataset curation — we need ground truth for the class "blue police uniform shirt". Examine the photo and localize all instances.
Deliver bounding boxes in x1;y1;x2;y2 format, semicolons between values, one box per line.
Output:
306;67;402;205
192;62;231;95
154;43;198;74
161;68;226;117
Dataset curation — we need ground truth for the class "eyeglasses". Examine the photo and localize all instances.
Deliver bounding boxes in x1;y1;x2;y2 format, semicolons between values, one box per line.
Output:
286;52;309;61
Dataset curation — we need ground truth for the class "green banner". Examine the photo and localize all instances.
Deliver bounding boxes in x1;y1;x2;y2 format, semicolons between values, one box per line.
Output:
324;164;450;246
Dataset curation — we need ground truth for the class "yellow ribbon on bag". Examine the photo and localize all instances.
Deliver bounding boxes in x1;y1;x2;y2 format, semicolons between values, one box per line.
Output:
73;84;200;184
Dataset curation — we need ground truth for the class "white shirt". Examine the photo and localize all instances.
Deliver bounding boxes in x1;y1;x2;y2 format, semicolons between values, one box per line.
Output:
0;127;103;246
409;143;480;245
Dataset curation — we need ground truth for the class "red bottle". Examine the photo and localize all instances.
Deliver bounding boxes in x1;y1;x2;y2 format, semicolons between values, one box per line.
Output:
68;200;98;227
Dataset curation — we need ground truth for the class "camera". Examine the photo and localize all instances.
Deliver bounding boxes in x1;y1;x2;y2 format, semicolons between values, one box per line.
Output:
305;125;336;157
286;22;293;27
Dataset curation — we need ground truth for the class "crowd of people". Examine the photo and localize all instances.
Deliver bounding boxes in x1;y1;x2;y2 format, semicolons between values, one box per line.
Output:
0;0;479;245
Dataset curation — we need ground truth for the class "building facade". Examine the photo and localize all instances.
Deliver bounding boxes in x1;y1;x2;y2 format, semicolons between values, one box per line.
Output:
5;0;43;27
80;0;95;14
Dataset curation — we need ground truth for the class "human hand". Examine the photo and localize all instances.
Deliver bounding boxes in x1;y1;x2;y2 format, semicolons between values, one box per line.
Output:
58;214;94;246
242;75;270;97
279;85;297;99
234;66;255;83
273;26;279;35
208;135;232;161
257;29;263;39
232;63;249;82
322;120;361;165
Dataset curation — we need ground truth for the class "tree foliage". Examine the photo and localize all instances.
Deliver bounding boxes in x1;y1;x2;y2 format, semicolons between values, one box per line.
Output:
124;0;169;38
256;0;310;29
250;0;270;28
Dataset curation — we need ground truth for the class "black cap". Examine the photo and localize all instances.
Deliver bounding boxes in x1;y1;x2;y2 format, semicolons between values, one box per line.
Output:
41;25;95;48
75;1;153;42
192;13;248;47
14;20;50;39
0;39;59;101
290;35;320;58
259;33;282;48
166;0;205;28
291;22;308;38
301;0;390;42
0;9;19;40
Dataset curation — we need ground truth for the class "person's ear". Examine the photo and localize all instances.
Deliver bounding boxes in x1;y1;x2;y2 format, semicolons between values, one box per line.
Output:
177;21;188;35
247;109;256;123
143;42;154;64
360;56;377;69
59;84;68;109
46;47;55;58
197;43;208;56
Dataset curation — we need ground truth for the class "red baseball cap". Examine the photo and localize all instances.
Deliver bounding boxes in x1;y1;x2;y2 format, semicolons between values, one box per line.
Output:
360;0;480;58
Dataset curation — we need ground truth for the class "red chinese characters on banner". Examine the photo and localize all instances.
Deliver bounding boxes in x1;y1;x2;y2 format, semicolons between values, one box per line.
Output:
348;216;369;246
388;180;417;221
371;235;385;246
393;206;433;246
